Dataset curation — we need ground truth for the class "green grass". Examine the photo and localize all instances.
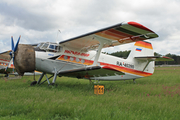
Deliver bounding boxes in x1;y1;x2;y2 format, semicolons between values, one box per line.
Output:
0;67;180;120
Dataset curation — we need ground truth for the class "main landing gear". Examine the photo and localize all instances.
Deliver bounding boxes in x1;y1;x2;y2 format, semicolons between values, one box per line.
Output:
30;72;58;86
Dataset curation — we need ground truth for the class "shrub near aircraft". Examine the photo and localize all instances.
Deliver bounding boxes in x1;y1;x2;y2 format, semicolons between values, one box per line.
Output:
6;21;173;85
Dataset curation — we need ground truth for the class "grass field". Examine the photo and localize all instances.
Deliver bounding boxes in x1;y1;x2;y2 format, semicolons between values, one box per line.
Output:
0;67;180;120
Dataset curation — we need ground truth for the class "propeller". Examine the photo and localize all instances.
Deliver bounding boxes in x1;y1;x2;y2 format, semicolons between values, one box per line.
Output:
5;35;35;76
6;35;21;72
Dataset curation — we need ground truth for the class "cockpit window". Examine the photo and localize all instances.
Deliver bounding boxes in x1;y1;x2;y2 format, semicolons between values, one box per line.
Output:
36;42;63;53
41;43;49;49
37;43;44;48
49;45;55;50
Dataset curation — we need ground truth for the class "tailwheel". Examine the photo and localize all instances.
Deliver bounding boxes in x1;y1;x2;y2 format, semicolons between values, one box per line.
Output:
30;81;37;86
133;79;136;84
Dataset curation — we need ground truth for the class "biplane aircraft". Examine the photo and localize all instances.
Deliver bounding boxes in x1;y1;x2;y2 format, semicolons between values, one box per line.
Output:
6;21;173;85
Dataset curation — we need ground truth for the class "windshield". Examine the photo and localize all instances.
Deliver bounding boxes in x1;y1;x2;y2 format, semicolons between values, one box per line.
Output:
37;43;44;48
41;43;49;49
36;42;62;52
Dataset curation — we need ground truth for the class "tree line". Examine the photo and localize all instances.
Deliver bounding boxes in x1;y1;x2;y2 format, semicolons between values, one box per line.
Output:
105;50;180;65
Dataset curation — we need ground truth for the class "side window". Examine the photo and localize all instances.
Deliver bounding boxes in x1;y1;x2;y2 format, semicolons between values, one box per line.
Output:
55;46;63;52
42;43;63;53
55;46;59;52
49;45;55;50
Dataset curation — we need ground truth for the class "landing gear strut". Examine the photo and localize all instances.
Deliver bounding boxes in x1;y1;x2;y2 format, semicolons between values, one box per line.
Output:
30;71;58;86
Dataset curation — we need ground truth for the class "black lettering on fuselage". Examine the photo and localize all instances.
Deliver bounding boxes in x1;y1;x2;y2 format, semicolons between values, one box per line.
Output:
116;61;134;69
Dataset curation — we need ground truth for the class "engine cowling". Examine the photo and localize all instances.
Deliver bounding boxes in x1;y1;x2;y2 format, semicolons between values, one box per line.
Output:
14;44;35;76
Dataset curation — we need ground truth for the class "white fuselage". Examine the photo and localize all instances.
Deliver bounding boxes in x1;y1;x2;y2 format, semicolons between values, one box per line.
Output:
35;46;154;81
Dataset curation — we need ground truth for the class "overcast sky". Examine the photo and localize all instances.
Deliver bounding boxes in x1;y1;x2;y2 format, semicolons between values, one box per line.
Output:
0;0;180;55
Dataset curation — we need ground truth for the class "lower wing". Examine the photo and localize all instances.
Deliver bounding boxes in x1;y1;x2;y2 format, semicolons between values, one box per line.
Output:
135;56;174;61
58;66;125;79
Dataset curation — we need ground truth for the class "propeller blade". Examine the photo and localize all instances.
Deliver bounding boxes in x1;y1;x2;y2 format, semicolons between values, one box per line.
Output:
9;58;13;67
12;57;14;73
14;35;21;52
5;58;13;71
11;36;14;51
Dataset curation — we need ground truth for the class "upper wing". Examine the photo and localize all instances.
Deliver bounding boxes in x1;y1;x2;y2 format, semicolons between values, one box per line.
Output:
60;21;158;52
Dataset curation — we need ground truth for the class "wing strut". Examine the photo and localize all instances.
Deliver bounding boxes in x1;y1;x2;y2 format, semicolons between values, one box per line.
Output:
92;37;111;66
93;40;104;66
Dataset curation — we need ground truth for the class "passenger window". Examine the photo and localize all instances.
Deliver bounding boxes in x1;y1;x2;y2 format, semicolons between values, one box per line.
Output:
81;59;85;63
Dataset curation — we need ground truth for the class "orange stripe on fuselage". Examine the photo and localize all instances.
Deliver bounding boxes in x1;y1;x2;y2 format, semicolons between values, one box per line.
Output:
56;55;152;77
134;41;153;49
100;63;152;77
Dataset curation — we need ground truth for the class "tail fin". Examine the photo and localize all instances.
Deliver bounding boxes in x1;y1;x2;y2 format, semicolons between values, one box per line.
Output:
127;41;155;74
127;41;173;62
127;41;173;75
127;41;154;60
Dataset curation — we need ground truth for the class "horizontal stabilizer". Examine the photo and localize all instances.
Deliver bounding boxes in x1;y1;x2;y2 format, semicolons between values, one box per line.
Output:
135;56;174;61
58;66;124;78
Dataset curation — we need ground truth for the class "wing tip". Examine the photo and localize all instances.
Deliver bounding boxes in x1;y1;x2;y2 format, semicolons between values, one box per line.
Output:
162;56;174;61
127;21;155;33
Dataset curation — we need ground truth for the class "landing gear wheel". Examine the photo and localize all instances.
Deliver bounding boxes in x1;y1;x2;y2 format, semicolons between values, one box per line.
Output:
30;81;37;86
4;74;9;77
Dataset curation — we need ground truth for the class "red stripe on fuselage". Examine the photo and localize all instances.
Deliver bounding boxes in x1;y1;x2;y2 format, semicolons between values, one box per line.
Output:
56;55;153;77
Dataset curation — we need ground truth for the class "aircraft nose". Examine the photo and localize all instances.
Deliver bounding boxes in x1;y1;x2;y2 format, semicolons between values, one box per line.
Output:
14;44;35;76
